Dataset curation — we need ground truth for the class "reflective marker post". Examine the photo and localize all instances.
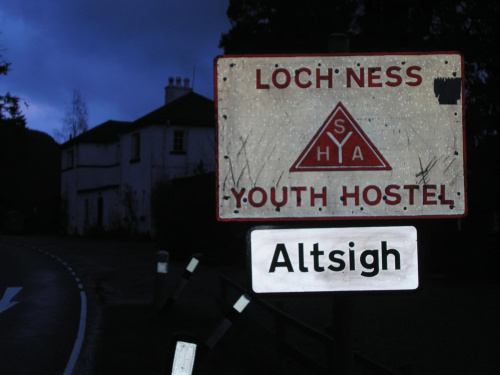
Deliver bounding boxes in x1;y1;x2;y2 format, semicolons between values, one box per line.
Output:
171;341;197;375
161;257;200;314
166;332;200;375
205;294;251;349
165;295;250;374
155;250;170;311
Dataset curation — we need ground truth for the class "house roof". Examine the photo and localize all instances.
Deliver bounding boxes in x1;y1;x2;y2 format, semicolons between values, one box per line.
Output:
131;92;214;131
61;120;131;147
60;91;214;147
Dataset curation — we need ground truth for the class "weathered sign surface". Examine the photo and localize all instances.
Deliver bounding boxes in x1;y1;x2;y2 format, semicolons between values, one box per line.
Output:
215;53;466;221
248;226;418;293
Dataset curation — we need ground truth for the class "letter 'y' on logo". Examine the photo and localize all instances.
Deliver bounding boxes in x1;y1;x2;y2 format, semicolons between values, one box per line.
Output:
290;102;391;172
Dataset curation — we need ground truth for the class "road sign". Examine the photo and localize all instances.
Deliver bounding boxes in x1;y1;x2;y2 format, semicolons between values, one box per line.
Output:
248;226;418;293
215;53;466;221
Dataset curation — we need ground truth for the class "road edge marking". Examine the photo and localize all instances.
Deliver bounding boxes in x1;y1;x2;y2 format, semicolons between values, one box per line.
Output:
63;289;87;375
1;238;88;375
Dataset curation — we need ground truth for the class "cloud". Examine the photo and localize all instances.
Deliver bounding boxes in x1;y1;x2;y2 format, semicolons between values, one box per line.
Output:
0;0;230;135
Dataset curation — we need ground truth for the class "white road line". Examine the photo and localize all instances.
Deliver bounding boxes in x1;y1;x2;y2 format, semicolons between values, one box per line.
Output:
63;290;87;375
9;241;88;375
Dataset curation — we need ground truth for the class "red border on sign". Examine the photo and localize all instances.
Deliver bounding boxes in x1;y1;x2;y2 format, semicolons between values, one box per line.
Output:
213;52;468;222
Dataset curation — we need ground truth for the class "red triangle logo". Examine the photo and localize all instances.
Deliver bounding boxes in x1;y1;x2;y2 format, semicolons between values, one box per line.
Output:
290;102;392;172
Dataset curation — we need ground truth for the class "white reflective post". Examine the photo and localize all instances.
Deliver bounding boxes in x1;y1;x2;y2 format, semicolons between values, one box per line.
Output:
171;341;197;375
154;250;169;310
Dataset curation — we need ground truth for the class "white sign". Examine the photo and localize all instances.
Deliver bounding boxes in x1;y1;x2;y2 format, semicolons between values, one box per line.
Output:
249;226;418;293
215;53;466;220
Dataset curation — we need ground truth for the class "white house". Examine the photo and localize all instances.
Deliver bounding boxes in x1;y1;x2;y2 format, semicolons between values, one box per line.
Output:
60;78;215;235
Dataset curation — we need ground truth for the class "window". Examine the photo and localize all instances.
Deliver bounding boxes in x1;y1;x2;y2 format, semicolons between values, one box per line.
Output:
97;197;103;227
66;149;74;169
131;133;140;162
84;199;89;224
172;130;185;154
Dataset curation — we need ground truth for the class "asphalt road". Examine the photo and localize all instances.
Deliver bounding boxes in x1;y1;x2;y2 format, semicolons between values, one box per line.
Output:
0;240;83;375
0;234;499;374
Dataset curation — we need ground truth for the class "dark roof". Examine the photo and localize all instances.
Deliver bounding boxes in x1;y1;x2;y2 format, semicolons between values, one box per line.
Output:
130;92;214;131
60;92;214;147
61;120;131;148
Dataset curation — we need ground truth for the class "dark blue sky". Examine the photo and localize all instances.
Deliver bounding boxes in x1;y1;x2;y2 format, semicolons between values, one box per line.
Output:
1;0;230;138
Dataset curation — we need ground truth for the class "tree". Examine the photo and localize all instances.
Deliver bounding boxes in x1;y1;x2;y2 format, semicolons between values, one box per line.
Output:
55;90;89;142
0;55;26;128
220;0;500;137
0;53;59;233
220;0;500;232
351;1;500;138
220;0;358;54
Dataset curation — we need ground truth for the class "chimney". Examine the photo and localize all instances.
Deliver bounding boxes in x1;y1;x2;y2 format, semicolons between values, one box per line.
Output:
165;76;193;104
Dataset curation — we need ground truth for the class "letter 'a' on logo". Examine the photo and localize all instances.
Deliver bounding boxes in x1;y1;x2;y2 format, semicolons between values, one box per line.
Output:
290;102;392;172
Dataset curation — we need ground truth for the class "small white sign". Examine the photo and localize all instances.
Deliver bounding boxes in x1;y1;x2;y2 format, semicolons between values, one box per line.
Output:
249;226;418;293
